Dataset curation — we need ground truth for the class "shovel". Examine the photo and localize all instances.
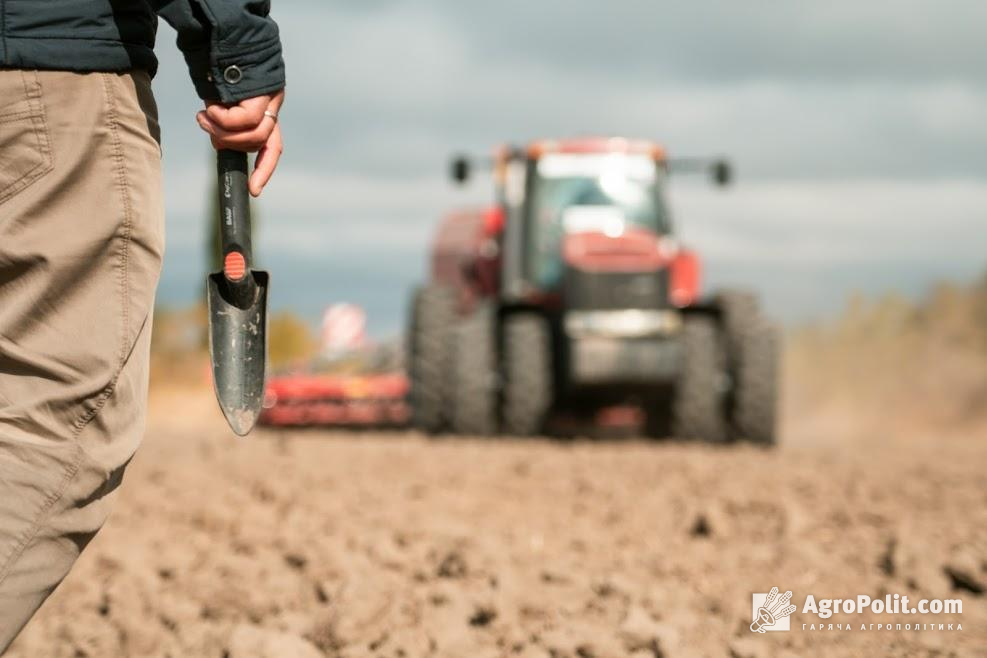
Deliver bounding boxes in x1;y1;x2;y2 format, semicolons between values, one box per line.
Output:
207;149;269;435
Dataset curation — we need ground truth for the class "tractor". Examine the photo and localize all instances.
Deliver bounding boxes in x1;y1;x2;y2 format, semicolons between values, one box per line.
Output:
407;137;779;443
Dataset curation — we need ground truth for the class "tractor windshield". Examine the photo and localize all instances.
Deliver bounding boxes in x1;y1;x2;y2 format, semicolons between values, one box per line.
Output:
525;153;671;289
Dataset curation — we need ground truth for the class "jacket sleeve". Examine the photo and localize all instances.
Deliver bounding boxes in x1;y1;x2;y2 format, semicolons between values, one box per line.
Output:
152;0;285;103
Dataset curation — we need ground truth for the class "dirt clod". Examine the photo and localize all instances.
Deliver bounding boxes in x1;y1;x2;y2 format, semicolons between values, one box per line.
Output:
283;552;307;571
943;564;985;595
468;606;497;627
690;513;711;538
879;537;896;576
437;551;468;579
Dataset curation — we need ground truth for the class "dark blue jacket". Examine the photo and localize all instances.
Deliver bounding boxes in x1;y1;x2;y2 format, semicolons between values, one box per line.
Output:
0;0;285;103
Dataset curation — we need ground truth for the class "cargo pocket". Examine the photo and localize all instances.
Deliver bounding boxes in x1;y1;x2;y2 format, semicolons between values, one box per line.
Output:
0;71;53;208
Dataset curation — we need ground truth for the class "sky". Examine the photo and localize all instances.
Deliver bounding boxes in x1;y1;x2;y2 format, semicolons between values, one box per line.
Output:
152;1;987;336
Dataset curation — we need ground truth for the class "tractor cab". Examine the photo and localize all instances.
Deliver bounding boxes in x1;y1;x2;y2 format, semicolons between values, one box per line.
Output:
521;143;673;294
453;138;726;309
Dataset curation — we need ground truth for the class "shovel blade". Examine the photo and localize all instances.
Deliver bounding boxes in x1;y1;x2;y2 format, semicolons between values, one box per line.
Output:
207;270;269;435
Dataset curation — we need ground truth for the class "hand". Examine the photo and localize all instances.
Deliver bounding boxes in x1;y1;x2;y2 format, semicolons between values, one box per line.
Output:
196;89;285;196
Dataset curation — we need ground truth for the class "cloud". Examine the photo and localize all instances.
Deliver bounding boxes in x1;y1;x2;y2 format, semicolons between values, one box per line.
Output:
672;178;987;266
178;3;986;181
377;1;987;84
154;2;987;180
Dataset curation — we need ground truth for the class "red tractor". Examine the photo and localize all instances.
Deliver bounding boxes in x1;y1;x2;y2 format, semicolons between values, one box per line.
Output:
407;138;778;443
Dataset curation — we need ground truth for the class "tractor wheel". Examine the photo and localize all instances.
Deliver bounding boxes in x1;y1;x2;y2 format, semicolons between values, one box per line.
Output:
449;304;498;436
715;288;760;359
502;313;553;436
408;285;454;433
672;315;729;443
733;320;780;445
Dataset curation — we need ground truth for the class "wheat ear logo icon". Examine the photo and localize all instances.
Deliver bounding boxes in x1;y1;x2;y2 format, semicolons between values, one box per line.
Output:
751;587;796;633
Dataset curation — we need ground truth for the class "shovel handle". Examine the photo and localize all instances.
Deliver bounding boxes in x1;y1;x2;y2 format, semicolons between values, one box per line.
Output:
216;150;257;305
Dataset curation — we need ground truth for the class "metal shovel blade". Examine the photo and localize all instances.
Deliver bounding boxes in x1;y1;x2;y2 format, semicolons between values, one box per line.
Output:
207;270;269;435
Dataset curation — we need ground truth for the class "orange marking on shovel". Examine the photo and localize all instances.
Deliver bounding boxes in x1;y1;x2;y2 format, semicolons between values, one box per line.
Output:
224;251;246;281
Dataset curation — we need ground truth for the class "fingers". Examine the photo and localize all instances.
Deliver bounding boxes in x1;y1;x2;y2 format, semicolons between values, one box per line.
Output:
205;96;269;131
249;124;283;197
197;110;273;151
205;89;285;130
197;89;285;152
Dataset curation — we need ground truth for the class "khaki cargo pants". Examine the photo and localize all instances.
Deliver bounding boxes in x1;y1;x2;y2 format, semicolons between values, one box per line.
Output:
0;70;163;651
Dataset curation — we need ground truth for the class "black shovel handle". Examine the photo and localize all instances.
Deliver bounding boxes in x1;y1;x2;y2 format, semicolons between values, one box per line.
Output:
216;149;257;308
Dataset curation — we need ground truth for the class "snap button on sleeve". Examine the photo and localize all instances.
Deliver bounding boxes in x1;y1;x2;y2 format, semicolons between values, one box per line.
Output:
223;65;243;84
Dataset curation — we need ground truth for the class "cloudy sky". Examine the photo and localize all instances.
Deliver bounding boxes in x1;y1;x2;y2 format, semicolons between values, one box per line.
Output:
152;1;987;335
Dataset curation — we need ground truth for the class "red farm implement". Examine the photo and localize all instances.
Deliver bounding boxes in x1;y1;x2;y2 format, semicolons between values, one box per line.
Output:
259;372;409;428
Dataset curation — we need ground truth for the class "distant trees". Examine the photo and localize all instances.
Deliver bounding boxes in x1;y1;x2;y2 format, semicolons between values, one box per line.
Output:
268;312;318;368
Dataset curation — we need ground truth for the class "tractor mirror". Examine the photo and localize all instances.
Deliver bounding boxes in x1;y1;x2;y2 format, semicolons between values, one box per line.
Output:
450;156;471;184
712;160;732;186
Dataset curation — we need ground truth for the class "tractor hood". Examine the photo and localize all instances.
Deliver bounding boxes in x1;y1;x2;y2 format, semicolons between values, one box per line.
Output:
563;228;674;273
561;228;678;312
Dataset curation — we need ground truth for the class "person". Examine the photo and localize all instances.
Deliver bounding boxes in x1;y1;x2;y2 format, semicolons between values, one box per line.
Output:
0;1;285;650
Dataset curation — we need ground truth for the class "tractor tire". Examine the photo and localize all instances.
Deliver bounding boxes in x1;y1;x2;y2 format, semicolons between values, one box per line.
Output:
714;288;780;444
672;315;729;443
502;313;553;436
408;285;454;433
733;320;780;445
449;304;498;436
715;288;760;360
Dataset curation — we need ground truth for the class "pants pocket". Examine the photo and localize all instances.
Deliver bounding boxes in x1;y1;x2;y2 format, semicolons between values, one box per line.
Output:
0;72;53;208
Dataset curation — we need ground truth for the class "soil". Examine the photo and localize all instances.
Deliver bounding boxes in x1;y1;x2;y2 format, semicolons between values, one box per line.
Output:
6;385;986;658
